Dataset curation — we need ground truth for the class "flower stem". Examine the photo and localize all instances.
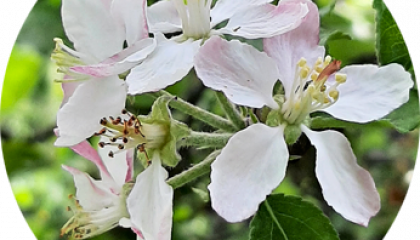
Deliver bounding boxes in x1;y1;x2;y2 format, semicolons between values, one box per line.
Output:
179;131;232;149
167;150;221;189
154;91;237;132
215;91;246;130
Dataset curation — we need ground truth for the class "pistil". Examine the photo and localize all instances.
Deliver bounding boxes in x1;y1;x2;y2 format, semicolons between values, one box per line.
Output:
173;0;212;39
281;56;347;124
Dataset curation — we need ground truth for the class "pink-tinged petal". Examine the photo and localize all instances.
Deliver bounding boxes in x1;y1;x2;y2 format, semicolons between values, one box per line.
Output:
111;0;149;45
61;80;81;106
71;139;114;179
62;165;115;211
148;0;182;34
98;145;128;188
55;77;127;146
263;0;324;98
194;37;279;109
217;0;308;39
210;0;272;26
62;0;125;60
126;34;200;94
125;149;134;182
208;124;288;222
127;154;173;240
301;125;380;226
71;38;156;78
322;64;413;123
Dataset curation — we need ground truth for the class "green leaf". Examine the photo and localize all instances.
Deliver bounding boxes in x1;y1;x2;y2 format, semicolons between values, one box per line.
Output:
379;89;420;132
249;194;339;240
319;30;352;47
374;0;412;70
1;45;42;112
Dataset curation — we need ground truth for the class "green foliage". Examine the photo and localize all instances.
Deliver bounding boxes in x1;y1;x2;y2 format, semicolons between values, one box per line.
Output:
380;90;420;132
249;194;339;240
1;45;42;112
373;0;412;71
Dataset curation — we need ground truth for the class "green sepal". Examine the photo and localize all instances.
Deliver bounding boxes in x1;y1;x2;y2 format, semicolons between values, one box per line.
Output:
139;96;191;167
283;124;301;145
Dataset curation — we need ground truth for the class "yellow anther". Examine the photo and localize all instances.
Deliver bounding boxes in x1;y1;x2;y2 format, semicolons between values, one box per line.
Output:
315;57;323;66
323;96;330;103
329;90;339;100
315;66;324;73
335;73;347;83
324;56;332;66
311;72;319;81
300;66;310;79
298;58;307;67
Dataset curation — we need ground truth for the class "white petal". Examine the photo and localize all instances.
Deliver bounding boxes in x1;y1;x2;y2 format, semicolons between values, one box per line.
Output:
62;165;115;211
127;154;173;240
55;77;127;146
70;140;115;182
322;64;413;123
208;124;289;222
71;38;156;78
263;0;324;98
301;125;380;226
62;0;124;60
210;0;272;26
98;145;128;188
126;34;200;94
111;0;149;45
61;81;81;106
217;1;308;39
147;0;182;33
194;36;279;109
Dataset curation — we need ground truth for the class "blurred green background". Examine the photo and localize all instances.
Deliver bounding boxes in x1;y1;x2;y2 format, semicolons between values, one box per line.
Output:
0;0;418;240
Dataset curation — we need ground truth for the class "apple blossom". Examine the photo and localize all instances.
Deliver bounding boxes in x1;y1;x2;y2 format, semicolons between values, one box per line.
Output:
61;138;173;240
60;140;134;239
53;0;155;147
70;0;310;95
194;0;413;226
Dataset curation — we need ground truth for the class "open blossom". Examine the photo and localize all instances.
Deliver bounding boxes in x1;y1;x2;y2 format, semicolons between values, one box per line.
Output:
53;0;155;147
71;0;309;95
61;139;173;240
61;140;134;239
194;0;413;226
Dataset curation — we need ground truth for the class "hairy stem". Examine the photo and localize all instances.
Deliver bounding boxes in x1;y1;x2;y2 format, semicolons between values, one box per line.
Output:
179;131;232;149
167;150;221;189
215;91;246;130
153;91;237;132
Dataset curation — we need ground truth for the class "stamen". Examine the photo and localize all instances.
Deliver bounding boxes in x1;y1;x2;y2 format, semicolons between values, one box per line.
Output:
335;73;347;83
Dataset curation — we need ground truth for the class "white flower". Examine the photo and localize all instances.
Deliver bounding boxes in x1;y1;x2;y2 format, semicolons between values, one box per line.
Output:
61;139;173;240
61;140;134;239
53;0;155;147
71;0;309;95
194;0;413;226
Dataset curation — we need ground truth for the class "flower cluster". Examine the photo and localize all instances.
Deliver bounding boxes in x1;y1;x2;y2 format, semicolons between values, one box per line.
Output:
51;0;413;239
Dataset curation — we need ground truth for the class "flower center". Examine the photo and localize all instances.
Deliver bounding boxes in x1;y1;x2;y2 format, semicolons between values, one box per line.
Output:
51;38;92;82
96;109;168;160
173;0;212;39
61;194;129;239
281;56;347;124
